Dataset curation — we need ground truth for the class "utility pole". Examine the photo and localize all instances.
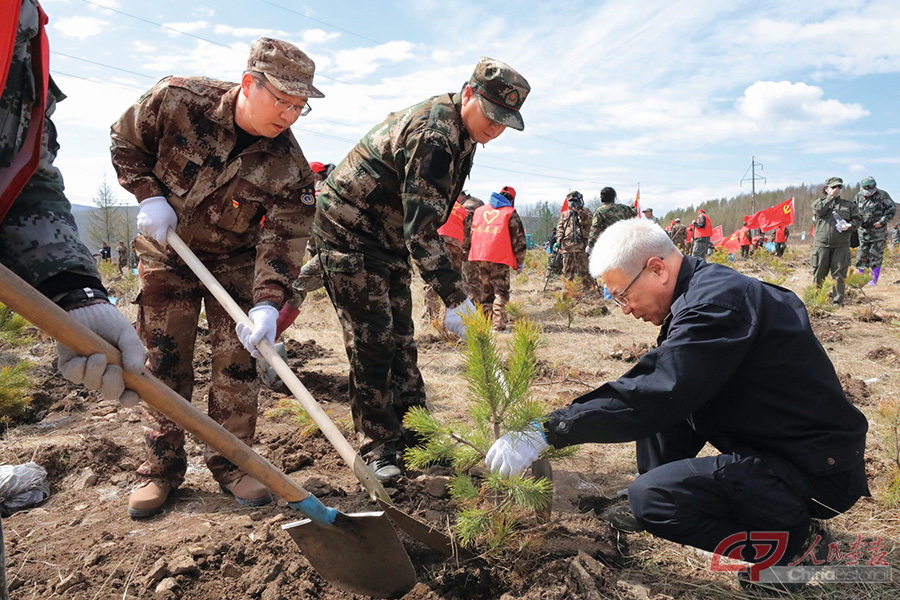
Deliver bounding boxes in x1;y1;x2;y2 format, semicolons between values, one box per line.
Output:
741;156;766;234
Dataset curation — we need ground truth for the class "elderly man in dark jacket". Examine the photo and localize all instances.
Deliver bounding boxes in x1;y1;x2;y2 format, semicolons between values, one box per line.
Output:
486;219;868;591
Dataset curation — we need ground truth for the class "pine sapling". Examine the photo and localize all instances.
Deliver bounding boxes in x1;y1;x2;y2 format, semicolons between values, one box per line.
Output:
403;309;575;555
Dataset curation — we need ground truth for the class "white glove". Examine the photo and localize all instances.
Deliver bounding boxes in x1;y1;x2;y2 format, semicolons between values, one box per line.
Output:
136;196;177;246
57;303;146;407
443;298;477;340
485;424;550;477
235;304;279;359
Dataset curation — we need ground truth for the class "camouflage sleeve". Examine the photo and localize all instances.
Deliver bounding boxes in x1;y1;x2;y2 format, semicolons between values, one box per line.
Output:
587;210;603;248
462;210;474;254
847;199;862;229
579;209;592;240
555;212;566;244
881;192;896;224
399;129;466;307
253;181;316;307
509;213;527;266
109;78;171;202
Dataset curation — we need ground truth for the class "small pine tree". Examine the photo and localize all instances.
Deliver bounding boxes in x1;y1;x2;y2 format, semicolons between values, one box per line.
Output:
802;279;837;317
0;360;33;422
0;302;33;346
552;278;582;328
404;309;575;555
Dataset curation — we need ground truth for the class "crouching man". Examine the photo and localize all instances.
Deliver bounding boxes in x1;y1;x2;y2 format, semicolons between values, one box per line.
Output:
486;218;869;591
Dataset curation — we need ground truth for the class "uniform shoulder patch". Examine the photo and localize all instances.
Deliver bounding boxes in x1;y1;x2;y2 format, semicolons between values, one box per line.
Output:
299;187;316;206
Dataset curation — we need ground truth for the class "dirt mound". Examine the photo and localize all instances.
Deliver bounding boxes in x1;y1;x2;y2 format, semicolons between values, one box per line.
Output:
866;346;898;362
838;372;871;406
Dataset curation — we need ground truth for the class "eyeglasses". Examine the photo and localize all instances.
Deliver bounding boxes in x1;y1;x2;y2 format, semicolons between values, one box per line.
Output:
258;81;311;116
612;264;648;308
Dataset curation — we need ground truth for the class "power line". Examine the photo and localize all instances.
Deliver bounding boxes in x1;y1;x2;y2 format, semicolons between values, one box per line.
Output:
81;0;230;48
51;70;145;93
258;0;384;45
51;51;159;80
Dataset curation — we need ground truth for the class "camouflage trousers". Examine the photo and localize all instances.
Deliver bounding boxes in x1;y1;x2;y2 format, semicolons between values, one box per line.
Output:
560;250;596;292
855;237;888;269
134;235;258;487
318;248;426;459
470;261;512;330
423;244;465;322
811;244;851;305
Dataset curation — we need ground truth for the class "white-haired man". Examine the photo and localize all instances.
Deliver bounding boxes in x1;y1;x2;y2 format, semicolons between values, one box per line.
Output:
485;219;869;591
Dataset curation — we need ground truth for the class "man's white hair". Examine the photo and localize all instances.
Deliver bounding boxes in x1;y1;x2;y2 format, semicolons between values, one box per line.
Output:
590;218;676;277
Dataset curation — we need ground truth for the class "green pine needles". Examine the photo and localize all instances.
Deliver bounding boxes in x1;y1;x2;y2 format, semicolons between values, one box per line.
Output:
403;308;575;554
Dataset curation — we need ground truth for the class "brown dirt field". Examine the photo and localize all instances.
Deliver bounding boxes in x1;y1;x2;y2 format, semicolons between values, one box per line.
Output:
2;243;900;600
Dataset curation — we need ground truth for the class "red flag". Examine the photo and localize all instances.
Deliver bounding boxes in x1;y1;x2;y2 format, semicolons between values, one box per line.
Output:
710;225;724;244
634;188;641;217
560;197;569;213
717;230;742;254
756;198;795;231
744;213;760;229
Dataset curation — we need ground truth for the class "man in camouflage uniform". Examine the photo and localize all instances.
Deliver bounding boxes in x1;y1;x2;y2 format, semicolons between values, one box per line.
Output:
1;0;145;409
854;176;895;286
313;57;530;480
555;190;594;293
468;186;528;331
587;186;637;250
669;218;688;253
110;38;322;517
641;207;660;225
811;177;861;306
423;195;468;323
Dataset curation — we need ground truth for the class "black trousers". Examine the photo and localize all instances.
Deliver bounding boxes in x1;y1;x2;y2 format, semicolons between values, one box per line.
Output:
629;423;858;563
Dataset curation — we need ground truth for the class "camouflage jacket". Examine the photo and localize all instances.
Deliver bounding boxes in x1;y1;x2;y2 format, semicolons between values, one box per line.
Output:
587;202;637;248
314;92;475;307
0;0;101;296
854;189;896;242
110;76;317;306
461;195;484;255
811;194;861;249
669;224;688;245
555;207;591;253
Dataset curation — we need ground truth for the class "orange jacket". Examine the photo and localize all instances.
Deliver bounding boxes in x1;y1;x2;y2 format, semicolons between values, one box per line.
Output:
468;205;517;268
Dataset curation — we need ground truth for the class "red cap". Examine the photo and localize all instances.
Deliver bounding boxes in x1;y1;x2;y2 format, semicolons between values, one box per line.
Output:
501;185;516;199
309;161;326;173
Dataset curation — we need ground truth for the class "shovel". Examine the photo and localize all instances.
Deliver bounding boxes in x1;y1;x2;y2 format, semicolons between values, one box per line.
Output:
0;263;416;599
165;230;471;559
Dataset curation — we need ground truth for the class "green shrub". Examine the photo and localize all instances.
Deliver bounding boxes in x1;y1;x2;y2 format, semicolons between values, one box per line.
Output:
0;360;33;423
0;302;33;346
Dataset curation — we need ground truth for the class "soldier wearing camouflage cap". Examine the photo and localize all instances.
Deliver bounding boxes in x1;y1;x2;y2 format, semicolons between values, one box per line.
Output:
811;176;860;306
111;37;324;517
2;2;146;414
312;57;530;481
587;187;638;250
853;176;895;286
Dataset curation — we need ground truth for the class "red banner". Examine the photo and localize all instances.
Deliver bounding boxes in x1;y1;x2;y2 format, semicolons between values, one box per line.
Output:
746;198;795;232
710;225;724;244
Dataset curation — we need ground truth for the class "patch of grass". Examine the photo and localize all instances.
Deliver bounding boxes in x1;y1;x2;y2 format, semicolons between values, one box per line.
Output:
264;398;353;437
0;302;34;346
0;360;34;423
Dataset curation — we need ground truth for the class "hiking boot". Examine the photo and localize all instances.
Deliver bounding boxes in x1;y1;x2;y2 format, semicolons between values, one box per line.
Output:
368;455;402;482
738;520;834;593
604;501;645;533
221;474;273;507
128;480;175;519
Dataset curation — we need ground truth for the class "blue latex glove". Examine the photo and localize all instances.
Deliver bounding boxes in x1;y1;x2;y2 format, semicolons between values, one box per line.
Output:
287;494;339;527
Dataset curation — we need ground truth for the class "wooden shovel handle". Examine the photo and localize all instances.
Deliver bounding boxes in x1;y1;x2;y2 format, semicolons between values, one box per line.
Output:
0;262;311;504
165;230;390;504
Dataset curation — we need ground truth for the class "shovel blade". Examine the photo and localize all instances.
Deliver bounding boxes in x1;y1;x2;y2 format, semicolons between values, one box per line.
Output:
282;511;416;599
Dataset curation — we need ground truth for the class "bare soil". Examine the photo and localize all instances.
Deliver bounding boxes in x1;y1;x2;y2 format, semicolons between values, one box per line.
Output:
2;244;900;600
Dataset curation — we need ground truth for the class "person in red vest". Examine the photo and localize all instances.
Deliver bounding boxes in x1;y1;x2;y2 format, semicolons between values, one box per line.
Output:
739;221;752;259
424;196;468;322
467;186;527;331
773;224;789;257
1;1;145;405
690;209;713;261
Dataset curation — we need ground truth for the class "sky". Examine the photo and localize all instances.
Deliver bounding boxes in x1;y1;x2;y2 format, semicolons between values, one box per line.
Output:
39;0;900;216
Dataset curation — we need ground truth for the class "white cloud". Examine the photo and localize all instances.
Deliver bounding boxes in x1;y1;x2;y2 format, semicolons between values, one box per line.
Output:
52;16;110;40
301;29;341;45
141;42;250;81
214;25;287;38
848;164;868;173
332;41;416;79
85;0;120;10
738;81;868;124
161;21;210;35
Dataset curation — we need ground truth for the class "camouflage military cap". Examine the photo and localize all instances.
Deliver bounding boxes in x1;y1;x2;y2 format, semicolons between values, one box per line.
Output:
247;37;324;98
824;176;843;187
468;57;530;131
860;176;876;189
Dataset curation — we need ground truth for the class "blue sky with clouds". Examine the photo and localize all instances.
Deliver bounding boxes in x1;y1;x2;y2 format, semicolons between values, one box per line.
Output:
41;0;900;215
